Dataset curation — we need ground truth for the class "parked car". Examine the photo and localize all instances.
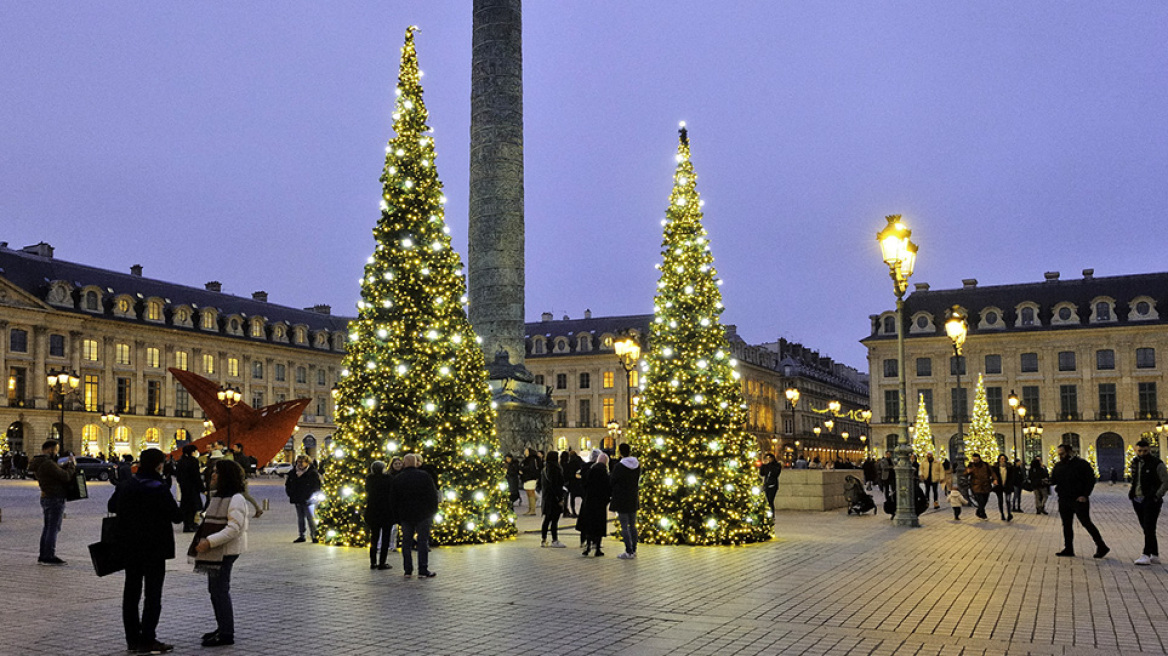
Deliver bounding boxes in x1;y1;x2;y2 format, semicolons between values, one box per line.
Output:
61;456;117;482
262;462;294;477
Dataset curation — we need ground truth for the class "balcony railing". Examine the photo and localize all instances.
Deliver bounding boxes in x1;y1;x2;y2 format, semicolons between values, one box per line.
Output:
1137;410;1162;420
174;409;194;418
882;415;899;424
1095;411;1122;421
1057;411;1081;421
7;398;35;409
949;413;969;423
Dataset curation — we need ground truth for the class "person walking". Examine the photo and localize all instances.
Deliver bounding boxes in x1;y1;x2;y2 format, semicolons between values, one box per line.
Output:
877;451;894;497
609;443;641;560
862;457;877;491
29;440;75;565
965;453;994;520
285;455;321;543
577;451;611;557
1029;456;1051;514
565;450;585;518
176;444;205;533
391;454;439;577
944;461;964;520
116;454;135;484
365;460;395;570
760;452;781;512
540;451;567;548
1011;458;1026;512
520;447;541;516
108;448;181;654
1129;439;1168;565
992;454;1016;522
1051;444;1109;559
504;454;521;509
919;453;944;509
193;459;250;647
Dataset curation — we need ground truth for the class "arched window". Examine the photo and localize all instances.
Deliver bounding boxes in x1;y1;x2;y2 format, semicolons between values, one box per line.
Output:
144;428;161;446
1095;302;1111;321
883;316;896;334
1021;307;1035;326
577;334;592;352
85;291;100;311
1061;432;1081;452
532;337;546;354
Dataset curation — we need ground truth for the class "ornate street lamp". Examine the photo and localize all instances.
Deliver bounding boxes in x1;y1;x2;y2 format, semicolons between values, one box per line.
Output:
944;305;968;496
614;334;642;428
1016;404;1027;459
877;214;919;527
1008;390;1020;459
101;407;121;457
784;388;800;458
217;385;242;446
46;369;80;454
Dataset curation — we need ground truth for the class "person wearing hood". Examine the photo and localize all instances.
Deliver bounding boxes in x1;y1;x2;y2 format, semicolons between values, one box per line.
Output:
576;450;611;556
609;443;641;560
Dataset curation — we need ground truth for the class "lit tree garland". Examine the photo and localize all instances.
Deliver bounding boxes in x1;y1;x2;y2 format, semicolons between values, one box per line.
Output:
1085;445;1100;477
628;124;772;546
912;393;935;457
965;374;999;458
316;26;514;547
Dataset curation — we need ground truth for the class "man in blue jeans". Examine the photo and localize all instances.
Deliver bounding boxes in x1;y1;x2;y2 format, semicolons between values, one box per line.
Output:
29;440;75;565
609;443;641;560
391;454;439;577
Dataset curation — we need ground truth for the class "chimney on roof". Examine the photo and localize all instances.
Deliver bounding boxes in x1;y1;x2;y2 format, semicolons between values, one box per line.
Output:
1044;271;1060;282
130;264;143;277
914;282;930;292
541;312;553;322
307;304;331;315
562;314;569;320
725;324;738;338
962;278;978;289
252;291;268;303
205;281;222;292
584;309;592;319
21;242;53;258
1082;268;1094;280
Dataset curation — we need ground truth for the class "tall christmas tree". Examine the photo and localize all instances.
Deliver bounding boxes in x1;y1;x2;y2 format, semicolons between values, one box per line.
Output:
965;374;999;458
629;124;772;546
316;26;514;547
912;393;934;457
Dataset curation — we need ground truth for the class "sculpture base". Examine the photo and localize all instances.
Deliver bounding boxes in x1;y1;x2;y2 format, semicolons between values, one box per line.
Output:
489;378;555;456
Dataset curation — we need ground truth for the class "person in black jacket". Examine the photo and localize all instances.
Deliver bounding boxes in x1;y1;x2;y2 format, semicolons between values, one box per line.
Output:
364;460;395;570
759;452;781;512
176;444;205;532
284;455;322;543
108;448;181;654
1050;444;1109;558
504;454;521;508
576;451;611;557
564;450;585;518
609;443;641;560
391;454;439;577
1029;457;1051;514
1129;439;1168;566
520;448;541;516
540;451;567;548
992;455;1016;522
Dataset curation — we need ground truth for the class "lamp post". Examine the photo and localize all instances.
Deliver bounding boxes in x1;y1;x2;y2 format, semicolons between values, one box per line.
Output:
100;407;121;457
1008;390;1020;459
1023;420;1043;461
614;334;641;428
216;385;242;446
944;305;968;497
1016;404;1027;459
46;369;80;454
784;388;800;460
859;408;872;459
877;215;919;527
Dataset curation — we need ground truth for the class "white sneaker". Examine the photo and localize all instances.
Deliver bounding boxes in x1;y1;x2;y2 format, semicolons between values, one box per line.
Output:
617;552;636;560
1135;554;1152;566
540;539;547;548
1152;556;1162;564
549;541;566;548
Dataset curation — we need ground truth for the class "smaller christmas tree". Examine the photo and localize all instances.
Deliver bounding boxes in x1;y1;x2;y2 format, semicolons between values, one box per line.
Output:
965;374;999;458
1085;445;1099;477
912;393;934;457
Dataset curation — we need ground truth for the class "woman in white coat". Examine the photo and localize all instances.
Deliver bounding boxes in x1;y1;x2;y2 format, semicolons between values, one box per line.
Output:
194;459;250;648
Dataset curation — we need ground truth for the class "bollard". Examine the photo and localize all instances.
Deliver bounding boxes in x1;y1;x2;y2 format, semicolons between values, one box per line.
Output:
262;498;270;511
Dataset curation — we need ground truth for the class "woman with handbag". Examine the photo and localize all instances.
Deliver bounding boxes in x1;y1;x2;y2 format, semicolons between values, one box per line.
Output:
193;459;250;648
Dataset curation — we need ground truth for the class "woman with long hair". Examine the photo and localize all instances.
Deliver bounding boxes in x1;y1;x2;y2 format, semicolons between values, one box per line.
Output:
540;451;567;548
193;459;249;647
993;454;1015;522
520;447;541;516
576;451;611;556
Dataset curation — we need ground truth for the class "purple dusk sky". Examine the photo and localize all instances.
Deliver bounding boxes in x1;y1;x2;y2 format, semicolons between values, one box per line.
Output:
3;3;1166;370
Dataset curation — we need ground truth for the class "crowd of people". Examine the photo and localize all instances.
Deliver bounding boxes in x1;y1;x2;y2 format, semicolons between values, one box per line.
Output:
0;449;31;479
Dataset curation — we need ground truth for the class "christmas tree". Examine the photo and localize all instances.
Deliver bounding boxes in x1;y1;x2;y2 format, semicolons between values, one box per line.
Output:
316;26;513;547
1085;445;1100;477
629;124;772;546
912;393;935;457
965;374;999;458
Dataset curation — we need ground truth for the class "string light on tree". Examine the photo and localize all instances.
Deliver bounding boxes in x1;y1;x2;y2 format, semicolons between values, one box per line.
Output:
912;393;934;457
965;374;999;458
315;26;514;547
628;123;772;546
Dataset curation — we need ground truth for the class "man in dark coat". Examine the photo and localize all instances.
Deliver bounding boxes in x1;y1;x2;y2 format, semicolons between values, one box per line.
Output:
29;439;75;565
365;460;395;570
576;451;611;556
1051;444;1109;558
1129;439;1168;565
965;453;994;520
175;444;205;532
108;448;181;654
759;452;782;511
609;444;641;560
564;450;585;517
391;453;439;577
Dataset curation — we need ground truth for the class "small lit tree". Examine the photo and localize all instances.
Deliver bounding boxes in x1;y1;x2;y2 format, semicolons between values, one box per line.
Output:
965;374;999;458
912;393;935;457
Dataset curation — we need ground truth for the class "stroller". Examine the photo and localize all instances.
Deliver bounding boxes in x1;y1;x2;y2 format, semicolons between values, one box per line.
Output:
844;475;876;515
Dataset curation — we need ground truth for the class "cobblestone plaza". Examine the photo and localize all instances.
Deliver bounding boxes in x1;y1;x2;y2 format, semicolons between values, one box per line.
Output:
1;479;1164;656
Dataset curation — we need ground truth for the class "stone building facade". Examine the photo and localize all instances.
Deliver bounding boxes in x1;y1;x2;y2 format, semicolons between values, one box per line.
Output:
525;311;869;463
0;242;348;460
863;269;1168;476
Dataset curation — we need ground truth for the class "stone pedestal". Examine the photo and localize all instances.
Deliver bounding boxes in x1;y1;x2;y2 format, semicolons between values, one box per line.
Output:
489;378;554;456
774;470;852;511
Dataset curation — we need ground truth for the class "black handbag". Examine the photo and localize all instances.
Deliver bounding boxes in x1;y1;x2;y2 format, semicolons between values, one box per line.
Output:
88;516;123;576
65;472;88;501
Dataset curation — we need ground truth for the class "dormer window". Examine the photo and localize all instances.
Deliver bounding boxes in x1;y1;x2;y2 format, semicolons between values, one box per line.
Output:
85;290;100;312
532;337;546;355
146;300;164;322
1130;296;1159;322
909;312;934;335
977;307;1005;331
201;311;217;331
1096;302;1110;321
577;334;592;352
250;319;265;338
1014;302;1041;328
1052;302;1079;326
882;315;896;334
554;337;569;353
